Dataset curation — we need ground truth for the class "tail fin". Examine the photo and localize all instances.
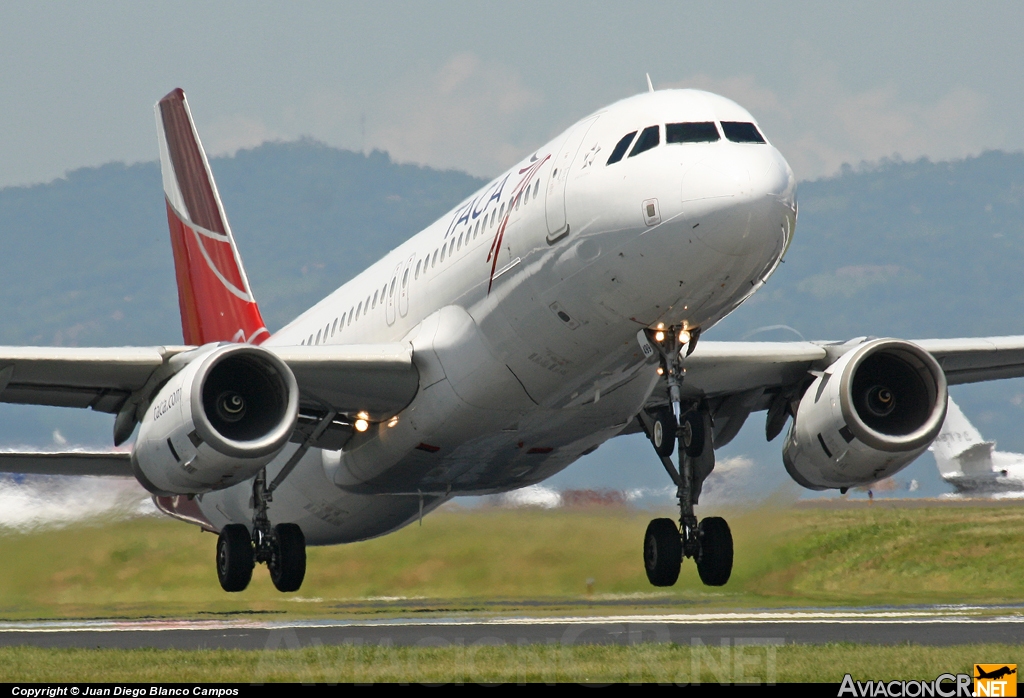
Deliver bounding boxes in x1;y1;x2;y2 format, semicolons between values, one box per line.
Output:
930;397;994;476
155;88;268;346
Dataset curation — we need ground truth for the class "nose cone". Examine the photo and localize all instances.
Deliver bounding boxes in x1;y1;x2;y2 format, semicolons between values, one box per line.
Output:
682;145;796;256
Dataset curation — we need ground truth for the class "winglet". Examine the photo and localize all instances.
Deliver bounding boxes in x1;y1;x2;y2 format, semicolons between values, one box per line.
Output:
646;73;654;93
155;88;269;346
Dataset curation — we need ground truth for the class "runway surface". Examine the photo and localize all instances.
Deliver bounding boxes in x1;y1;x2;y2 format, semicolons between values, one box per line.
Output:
1;608;1023;649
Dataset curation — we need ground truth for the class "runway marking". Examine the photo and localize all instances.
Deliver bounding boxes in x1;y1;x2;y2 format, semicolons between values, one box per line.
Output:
1;607;1022;633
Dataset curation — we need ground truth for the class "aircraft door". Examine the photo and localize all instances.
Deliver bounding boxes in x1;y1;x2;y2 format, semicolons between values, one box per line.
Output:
545;115;600;241
385;261;402;326
399;253;416;317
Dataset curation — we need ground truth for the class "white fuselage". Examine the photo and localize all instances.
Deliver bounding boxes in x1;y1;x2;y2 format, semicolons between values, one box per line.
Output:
194;89;797;544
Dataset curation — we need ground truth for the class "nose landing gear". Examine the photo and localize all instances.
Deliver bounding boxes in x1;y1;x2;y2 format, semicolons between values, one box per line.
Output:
639;325;733;588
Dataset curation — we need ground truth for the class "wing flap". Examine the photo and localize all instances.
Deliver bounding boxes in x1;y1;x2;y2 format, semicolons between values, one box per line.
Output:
0;451;133;477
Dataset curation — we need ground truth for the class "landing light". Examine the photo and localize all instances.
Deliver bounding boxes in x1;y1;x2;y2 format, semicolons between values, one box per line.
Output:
678;329;691;344
354;419;369;433
387;416;399;428
656;367;664;375
654;331;665;343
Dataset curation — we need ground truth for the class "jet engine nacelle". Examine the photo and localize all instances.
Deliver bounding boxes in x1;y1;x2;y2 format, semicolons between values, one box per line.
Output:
783;338;948;490
132;344;299;496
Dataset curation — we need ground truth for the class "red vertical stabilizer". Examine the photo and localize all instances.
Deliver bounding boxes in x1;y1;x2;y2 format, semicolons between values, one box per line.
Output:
156;88;269;346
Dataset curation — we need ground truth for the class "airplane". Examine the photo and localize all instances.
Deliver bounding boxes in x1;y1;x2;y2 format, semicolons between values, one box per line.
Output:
2;85;1024;594
975;666;1017;681
931;397;1024;495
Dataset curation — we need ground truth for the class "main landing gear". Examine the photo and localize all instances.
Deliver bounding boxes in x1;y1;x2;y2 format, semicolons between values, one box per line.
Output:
639;325;733;588
215;410;337;593
215;468;307;593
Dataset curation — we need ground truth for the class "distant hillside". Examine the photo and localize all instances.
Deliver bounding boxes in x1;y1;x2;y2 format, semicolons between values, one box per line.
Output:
0;141;484;347
717;151;1024;341
2;144;1024;462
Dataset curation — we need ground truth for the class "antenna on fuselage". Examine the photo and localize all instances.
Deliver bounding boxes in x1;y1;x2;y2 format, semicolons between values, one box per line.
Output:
646;73;655;92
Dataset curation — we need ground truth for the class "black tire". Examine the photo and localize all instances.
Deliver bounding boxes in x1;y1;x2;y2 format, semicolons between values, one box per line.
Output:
643;518;682;587
269;523;306;593
696;517;733;586
651;409;677;458
680;411;706;458
217;524;254;592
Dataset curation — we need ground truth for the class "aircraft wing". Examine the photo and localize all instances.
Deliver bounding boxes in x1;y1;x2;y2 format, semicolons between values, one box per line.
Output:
268;343;419;417
912;337;1024;384
0;342;419;431
641;336;1024;447
0;451;133;477
671;335;1024;400
0;346;191;413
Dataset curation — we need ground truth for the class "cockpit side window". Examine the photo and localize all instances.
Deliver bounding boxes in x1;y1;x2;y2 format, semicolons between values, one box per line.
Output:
606;131;637;165
721;122;766;143
629;125;660;157
666;122;720;143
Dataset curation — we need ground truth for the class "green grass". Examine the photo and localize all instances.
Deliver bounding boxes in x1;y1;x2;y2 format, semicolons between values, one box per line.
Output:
0;643;1021;683
2;500;1024;619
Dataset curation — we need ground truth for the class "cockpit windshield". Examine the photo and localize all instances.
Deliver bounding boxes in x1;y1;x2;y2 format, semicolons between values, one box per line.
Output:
666;122;720;143
606;131;637;165
628;125;660;158
721;122;766;144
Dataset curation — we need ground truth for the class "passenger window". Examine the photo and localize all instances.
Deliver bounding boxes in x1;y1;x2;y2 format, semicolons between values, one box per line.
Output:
332;318;337;336
666;122;720;143
458;233;463;250
606;131;638;165
308;334;314;345
490;210;496;227
301;339;305;346
341;312;346;328
449;239;455;256
474;220;480;238
348;308;354;325
499;203;505;218
721;121;766;143
365;296;370;313
515;194;520;211
389;278;397;296
533;180;540;199
629;125;659;157
432;250;438;266
356;301;362;318
382;283;387;299
415;260;421;279
440;244;446;262
372;290;378;308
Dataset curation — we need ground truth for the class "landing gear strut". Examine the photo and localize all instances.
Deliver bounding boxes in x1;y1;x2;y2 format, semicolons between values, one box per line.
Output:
639;325;733;587
214;410;336;593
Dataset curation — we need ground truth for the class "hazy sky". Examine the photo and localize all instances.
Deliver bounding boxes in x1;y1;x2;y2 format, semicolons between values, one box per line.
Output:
2;1;1022;187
